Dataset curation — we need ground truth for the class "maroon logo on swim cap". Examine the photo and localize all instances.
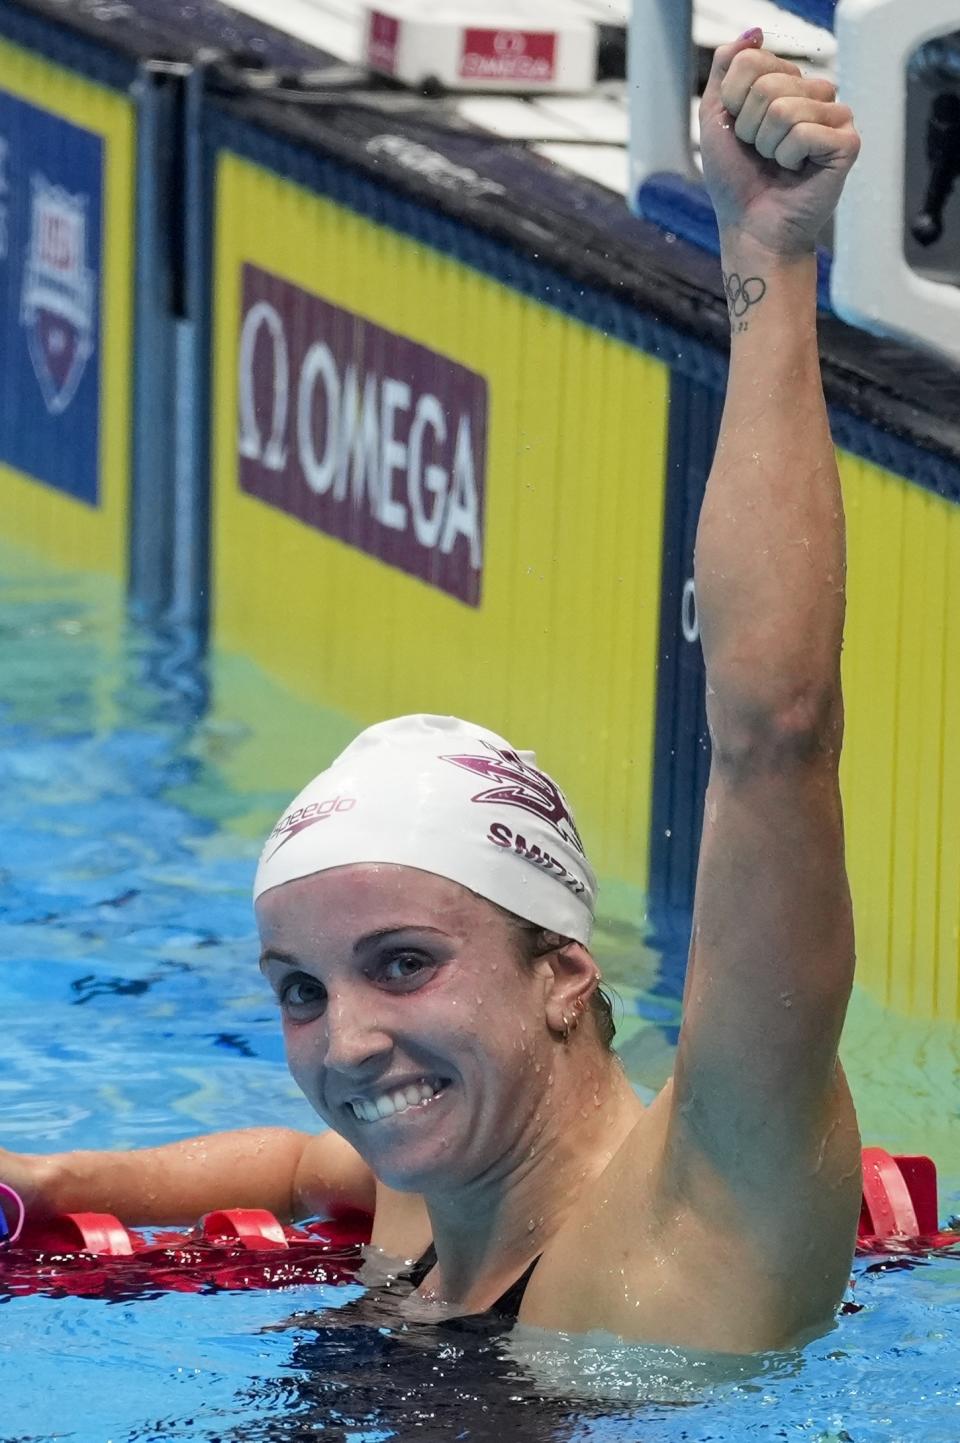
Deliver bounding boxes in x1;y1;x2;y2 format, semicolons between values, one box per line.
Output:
441;745;585;855
262;795;357;862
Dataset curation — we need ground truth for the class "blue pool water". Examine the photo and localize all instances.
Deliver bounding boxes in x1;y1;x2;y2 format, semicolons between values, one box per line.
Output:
1;548;958;1443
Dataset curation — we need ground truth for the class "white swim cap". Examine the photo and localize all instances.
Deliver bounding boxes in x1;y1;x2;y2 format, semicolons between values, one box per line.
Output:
253;715;597;943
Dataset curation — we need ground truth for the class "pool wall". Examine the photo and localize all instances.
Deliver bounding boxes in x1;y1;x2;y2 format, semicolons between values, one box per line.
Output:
1;0;959;1022
210;148;669;896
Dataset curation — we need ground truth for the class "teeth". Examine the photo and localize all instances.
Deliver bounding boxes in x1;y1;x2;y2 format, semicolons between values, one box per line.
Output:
348;1078;443;1124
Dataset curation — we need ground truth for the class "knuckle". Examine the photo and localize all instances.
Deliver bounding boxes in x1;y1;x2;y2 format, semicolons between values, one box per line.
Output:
730;49;766;86
765;95;793;124
729;48;757;73
753;71;785;100
813;78;838;99
765;57;802;82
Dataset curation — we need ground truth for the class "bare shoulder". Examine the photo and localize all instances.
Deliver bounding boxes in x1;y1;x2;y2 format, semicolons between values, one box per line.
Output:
293;1129;378;1218
521;1078;858;1351
294;1130;431;1258
519;1086;673;1336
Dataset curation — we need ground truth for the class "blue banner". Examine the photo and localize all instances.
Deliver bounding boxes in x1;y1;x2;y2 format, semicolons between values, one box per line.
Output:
0;92;102;505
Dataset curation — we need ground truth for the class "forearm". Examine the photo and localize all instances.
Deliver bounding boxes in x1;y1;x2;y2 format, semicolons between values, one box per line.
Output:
695;234;845;751
30;1127;311;1226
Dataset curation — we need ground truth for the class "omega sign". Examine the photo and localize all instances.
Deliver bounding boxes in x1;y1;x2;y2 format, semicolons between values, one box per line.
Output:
237;264;488;605
460;29;557;83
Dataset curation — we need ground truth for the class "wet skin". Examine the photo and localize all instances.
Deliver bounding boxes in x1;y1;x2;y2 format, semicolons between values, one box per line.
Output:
257;863;645;1312
256;858;860;1350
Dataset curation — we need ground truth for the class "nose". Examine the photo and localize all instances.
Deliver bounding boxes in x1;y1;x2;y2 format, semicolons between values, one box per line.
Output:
321;993;393;1079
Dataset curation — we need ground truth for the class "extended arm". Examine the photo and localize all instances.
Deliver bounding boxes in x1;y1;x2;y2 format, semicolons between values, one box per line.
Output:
0;1127;375;1226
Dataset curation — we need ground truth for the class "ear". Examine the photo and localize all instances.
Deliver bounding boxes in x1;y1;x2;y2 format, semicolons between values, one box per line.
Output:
535;941;600;1039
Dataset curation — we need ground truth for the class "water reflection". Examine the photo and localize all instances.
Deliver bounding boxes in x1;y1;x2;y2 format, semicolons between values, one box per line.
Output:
231;1303;691;1441
223;1260;789;1443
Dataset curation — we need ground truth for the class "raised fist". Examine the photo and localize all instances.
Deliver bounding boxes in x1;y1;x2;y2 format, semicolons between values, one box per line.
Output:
699;31;861;256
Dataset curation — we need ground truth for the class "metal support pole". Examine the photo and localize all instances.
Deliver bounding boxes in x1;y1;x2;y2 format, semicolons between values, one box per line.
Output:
627;0;698;212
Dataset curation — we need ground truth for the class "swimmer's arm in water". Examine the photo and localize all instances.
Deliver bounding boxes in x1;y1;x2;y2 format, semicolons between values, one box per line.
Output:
0;1128;375;1227
650;35;862;1343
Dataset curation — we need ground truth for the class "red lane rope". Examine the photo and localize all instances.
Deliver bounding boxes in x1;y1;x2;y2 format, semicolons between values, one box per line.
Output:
0;1154;955;1298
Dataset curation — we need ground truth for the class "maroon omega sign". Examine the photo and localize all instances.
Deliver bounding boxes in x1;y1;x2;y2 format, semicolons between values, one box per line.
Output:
237;264;489;605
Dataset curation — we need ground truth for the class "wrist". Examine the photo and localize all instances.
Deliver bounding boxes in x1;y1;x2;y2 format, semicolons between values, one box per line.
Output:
719;229;817;268
718;235;818;342
22;1152;70;1218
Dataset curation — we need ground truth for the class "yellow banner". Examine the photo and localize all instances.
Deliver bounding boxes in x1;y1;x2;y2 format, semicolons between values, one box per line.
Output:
211;151;671;899
840;452;960;1020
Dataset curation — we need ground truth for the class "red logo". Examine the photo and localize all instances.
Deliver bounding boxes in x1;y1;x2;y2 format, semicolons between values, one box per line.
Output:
460;29;557;83
442;744;584;854
367;12;400;75
263;796;356;861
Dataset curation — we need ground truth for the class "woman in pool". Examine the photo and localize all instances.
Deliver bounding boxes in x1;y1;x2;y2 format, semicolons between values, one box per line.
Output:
2;32;863;1351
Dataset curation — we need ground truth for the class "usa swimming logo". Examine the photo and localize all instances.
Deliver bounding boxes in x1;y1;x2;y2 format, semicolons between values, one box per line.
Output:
20;174;96;415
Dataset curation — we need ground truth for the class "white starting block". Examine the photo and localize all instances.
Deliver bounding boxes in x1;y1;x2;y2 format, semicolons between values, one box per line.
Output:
625;0;960;369
363;1;598;93
832;0;960;370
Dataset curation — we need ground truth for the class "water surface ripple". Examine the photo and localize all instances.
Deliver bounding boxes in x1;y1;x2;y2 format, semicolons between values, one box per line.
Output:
0;558;957;1443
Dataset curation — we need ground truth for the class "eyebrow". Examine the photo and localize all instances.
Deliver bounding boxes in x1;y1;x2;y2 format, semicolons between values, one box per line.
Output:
259;925;450;969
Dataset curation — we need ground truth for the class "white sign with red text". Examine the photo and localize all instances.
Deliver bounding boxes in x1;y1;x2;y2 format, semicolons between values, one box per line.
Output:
363;2;595;93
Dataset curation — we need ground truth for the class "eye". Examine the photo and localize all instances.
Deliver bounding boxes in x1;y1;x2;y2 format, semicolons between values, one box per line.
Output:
378;950;435;986
278;972;327;1016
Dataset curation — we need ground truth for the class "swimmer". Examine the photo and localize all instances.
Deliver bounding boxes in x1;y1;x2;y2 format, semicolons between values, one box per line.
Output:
0;33;863;1351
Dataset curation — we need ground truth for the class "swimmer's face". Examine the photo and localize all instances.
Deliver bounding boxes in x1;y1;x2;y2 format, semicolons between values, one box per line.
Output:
257;863;560;1193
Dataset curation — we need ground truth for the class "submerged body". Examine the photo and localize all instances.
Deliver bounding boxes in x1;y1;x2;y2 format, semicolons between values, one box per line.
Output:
1;31;864;1353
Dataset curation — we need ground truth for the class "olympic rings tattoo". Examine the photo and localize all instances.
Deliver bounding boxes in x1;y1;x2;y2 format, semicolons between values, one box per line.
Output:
721;270;767;331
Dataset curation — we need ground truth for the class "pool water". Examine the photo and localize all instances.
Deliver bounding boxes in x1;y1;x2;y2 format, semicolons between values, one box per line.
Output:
1;546;958;1443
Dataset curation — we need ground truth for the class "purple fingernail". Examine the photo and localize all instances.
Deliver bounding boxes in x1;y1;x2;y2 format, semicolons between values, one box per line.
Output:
739;27;762;42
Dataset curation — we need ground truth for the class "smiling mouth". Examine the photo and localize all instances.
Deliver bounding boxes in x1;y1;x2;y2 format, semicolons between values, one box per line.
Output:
347;1077;450;1124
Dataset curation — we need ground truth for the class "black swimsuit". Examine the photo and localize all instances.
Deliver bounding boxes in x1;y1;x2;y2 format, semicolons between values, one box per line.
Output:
407;1245;542;1325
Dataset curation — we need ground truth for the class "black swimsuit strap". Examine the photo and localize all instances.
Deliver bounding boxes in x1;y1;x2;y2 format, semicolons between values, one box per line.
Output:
407;1244;438;1289
407;1244;541;1321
